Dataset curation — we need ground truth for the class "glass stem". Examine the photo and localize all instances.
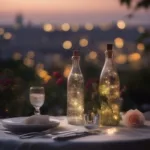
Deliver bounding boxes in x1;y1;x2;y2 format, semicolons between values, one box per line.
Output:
34;107;40;115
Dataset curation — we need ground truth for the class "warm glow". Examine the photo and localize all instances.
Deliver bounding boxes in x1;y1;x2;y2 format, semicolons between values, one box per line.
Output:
117;20;126;29
114;37;124;48
23;58;34;67
3;32;12;40
115;54;127;64
63;41;72;49
37;69;48;78
27;51;35;58
128;53;141;62
79;38;88;47
12;52;22;60
84;23;94;31
89;51;97;59
137;43;145;52
61;23;70;31
0;28;4;35
106;128;117;135
137;26;145;33
43;24;53;32
63;65;71;78
71;24;79;32
43;75;52;83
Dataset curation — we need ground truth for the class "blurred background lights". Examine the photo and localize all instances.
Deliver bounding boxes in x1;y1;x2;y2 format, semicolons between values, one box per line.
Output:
71;24;79;32
3;32;12;40
43;75;52;83
115;54;127;64
128;53;141;62
37;69;48;78
137;43;145;52
36;63;44;70
23;57;34;67
61;23;70;31
63;40;72;49
137;26;145;33
43;24;53;32
27;51;35;58
114;37;124;48
84;23;94;31
117;20;126;29
0;28;4;35
63;65;71;78
89;51;97;60
79;38;88;47
12;52;22;60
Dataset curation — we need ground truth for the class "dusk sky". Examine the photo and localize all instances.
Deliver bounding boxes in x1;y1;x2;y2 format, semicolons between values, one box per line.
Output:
0;0;150;25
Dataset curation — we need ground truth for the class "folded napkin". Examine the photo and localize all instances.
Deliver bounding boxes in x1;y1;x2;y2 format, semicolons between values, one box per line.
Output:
23;115;50;125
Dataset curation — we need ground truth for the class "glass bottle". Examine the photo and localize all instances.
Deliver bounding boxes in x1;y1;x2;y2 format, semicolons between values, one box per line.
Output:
99;44;121;126
67;50;84;125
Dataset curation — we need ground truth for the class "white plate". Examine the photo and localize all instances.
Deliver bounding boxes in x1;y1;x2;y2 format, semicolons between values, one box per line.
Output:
2;117;60;133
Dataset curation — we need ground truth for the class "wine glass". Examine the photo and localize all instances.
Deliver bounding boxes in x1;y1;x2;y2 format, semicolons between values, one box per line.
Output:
30;87;45;115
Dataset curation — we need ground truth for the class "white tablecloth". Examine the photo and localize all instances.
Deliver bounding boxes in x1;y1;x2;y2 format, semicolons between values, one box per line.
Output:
0;115;150;150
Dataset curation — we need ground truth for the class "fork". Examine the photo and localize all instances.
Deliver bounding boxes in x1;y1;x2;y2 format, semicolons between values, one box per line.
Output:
19;129;78;139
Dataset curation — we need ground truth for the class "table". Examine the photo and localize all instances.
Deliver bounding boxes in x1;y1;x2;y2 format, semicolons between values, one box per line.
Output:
0;116;150;150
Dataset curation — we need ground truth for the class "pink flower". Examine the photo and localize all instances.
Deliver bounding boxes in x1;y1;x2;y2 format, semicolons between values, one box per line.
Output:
56;77;64;85
122;109;145;128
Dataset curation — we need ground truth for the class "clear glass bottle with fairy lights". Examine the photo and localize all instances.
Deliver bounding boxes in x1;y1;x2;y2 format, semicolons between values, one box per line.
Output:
99;44;121;126
67;50;84;125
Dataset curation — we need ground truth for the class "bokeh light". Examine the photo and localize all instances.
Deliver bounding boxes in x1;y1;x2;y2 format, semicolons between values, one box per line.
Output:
137;43;145;52
27;51;35;58
71;24;79;32
128;53;141;62
84;23;94;31
43;75;52;83
62;41;72;49
115;54;127;64
43;24;53;32
137;26;145;33
117;20;126;29
63;65;71;78
79;38;88;47
61;23;70;31
37;69;48;78
23;57;34;67
0;28;4;35
12;52;22;60
114;37;124;48
3;32;12;40
89;51;97;60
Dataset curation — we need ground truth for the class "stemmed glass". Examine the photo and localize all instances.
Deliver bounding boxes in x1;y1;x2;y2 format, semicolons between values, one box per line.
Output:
30;87;45;115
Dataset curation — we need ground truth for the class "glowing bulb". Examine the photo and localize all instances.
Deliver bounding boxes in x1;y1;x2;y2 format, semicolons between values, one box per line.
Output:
43;24;53;32
84;23;94;31
79;38;88;47
114;37;124;48
61;23;70;31
3;32;12;40
113;115;118;120
0;28;4;35
137;43;145;52
117;20;126;29
89;51;97;60
62;41;72;49
128;53;141;62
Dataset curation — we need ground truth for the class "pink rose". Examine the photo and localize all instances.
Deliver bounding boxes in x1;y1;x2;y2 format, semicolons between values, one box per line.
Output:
122;109;145;128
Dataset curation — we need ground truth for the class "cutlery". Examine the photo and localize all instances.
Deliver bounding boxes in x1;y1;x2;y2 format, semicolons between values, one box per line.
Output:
19;129;78;139
52;129;101;141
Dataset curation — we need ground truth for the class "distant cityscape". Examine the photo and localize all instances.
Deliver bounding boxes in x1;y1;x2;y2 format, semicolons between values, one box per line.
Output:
0;14;149;70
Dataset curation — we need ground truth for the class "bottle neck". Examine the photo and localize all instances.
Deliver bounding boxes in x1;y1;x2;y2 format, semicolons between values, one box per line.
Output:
71;56;81;73
104;50;114;67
